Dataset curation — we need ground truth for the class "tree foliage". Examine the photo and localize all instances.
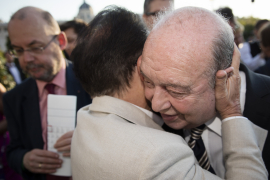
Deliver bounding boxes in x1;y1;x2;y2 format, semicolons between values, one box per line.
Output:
237;16;269;41
0;52;16;91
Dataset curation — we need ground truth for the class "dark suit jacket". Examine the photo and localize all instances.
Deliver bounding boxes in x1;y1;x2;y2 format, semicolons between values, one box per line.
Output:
3;60;91;180
240;63;270;175
255;58;270;76
249;41;261;58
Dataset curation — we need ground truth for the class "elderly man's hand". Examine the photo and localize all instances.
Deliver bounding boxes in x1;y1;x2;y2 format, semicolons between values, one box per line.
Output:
54;130;74;157
215;44;242;120
23;149;62;174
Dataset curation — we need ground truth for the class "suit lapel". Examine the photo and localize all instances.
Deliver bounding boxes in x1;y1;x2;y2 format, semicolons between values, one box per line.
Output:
66;60;75;95
5;64;11;74
89;96;163;131
22;78;43;148
14;58;26;80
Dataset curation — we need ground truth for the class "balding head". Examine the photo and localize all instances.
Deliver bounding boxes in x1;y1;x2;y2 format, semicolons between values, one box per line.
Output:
9;6;60;35
148;6;234;87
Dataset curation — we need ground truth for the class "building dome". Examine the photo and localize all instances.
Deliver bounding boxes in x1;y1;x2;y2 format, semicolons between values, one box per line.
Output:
76;0;94;23
80;2;90;10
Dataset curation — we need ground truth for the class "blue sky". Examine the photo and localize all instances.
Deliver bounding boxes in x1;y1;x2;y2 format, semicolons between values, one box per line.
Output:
0;0;269;23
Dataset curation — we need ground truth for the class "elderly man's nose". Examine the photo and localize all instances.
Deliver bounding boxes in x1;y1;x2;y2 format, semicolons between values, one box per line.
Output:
151;87;171;113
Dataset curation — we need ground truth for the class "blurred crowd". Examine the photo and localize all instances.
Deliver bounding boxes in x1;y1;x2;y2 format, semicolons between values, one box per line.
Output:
0;0;269;180
217;7;270;75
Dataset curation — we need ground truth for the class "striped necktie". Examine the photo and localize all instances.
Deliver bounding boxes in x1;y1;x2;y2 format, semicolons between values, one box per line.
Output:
188;124;216;174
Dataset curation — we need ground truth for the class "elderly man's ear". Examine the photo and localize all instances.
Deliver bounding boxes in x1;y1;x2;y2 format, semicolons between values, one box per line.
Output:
57;31;67;50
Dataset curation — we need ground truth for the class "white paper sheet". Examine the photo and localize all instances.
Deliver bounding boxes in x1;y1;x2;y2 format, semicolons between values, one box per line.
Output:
47;94;77;177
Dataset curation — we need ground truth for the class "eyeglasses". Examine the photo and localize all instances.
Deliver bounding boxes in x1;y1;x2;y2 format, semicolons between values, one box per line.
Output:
145;10;165;17
9;35;58;57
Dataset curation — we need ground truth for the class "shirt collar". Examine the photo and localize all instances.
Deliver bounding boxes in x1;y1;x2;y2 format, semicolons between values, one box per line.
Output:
36;58;66;97
205;117;222;136
239;71;246;114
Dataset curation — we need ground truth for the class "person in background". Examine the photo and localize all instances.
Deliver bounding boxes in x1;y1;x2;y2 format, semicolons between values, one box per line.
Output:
216;7;245;47
4;51;26;85
239;19;269;70
60;19;88;60
216;7;236;28
251;19;269;56
255;22;270;75
142;0;173;30
4;6;91;180
0;82;23;180
234;20;245;47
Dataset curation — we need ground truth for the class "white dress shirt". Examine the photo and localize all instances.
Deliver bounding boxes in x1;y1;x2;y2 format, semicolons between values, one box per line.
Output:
239;42;265;71
183;71;247;178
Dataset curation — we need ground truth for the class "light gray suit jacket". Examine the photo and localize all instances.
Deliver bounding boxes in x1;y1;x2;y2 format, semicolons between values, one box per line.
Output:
71;96;268;180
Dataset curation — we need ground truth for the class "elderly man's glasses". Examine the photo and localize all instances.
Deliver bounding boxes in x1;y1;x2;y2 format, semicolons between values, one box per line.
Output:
9;35;58;57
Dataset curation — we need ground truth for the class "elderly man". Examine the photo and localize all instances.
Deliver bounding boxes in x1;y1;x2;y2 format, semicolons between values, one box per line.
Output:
138;6;270;178
71;6;267;180
142;0;173;30
3;6;91;180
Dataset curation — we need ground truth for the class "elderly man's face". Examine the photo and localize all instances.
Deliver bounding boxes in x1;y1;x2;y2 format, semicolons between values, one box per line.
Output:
139;29;217;129
8;17;63;82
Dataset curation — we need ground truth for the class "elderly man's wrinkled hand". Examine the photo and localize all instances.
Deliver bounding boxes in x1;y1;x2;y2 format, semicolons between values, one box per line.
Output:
215;44;242;120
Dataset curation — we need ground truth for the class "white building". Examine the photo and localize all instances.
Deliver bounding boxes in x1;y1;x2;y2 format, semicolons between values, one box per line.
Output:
76;0;94;23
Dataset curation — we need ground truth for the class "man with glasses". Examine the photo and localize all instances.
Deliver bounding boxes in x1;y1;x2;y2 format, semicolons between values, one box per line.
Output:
3;6;91;180
143;0;173;30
